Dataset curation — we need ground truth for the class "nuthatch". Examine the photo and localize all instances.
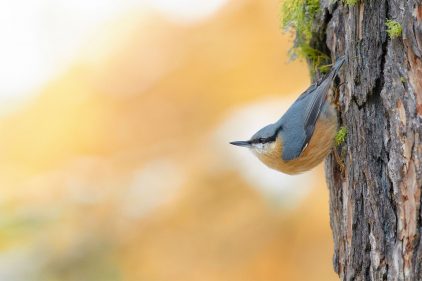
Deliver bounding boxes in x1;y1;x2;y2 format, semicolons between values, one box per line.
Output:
230;56;345;175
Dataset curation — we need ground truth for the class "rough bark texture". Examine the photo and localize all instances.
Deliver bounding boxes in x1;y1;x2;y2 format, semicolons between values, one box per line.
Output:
310;0;422;280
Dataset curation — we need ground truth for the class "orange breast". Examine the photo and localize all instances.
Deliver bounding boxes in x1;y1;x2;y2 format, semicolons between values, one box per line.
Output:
256;113;338;175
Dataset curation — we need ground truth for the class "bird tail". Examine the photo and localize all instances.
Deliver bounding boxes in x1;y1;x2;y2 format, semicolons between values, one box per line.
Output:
328;55;345;80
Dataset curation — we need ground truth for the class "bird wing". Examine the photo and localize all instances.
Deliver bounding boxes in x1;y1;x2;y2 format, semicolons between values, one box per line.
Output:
302;78;333;145
280;80;330;161
281;57;345;161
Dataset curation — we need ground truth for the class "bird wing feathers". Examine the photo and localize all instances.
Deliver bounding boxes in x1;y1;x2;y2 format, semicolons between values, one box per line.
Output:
301;78;333;151
281;56;345;161
281;80;332;161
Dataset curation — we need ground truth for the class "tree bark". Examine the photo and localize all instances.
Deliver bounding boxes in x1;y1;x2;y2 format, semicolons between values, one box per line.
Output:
309;0;422;280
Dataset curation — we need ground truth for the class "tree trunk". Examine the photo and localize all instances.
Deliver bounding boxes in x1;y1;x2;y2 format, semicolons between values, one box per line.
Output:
309;0;422;280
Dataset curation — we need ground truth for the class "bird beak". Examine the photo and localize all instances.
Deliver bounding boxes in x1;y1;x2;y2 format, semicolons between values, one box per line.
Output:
230;140;252;147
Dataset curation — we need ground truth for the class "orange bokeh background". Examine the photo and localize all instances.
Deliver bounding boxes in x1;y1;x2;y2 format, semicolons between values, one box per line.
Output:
0;1;338;280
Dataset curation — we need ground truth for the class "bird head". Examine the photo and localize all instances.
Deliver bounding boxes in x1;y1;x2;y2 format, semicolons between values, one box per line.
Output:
230;123;282;157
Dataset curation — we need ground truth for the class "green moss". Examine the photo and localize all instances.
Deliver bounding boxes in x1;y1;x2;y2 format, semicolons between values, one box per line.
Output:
344;0;358;6
282;0;319;38
318;64;331;74
281;0;326;70
385;19;402;39
335;127;348;146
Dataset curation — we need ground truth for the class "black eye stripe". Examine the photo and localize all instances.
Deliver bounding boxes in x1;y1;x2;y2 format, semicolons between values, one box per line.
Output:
251;124;281;144
252;136;276;144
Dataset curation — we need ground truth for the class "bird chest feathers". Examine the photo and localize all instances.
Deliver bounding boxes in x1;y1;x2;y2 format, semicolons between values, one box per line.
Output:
255;110;338;175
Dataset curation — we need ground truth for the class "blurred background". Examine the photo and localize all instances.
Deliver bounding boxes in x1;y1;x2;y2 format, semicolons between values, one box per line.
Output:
0;1;338;280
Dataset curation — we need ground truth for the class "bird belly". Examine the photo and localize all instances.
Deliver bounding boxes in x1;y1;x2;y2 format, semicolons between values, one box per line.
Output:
256;106;338;175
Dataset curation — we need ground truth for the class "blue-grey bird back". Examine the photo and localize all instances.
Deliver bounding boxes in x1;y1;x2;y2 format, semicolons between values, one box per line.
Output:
277;57;345;161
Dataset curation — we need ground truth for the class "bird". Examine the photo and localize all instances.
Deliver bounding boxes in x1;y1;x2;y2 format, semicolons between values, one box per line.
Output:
230;56;345;175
